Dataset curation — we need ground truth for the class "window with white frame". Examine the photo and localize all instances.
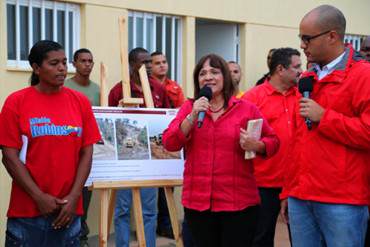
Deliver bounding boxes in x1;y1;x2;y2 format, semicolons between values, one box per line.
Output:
128;11;182;83
6;0;80;68
344;34;366;51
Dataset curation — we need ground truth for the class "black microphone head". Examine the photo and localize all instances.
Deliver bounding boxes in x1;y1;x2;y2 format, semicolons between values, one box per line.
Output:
298;76;314;94
198;85;213;101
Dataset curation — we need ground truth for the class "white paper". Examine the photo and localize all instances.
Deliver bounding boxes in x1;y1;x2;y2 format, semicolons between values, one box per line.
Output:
244;119;263;160
19;135;28;164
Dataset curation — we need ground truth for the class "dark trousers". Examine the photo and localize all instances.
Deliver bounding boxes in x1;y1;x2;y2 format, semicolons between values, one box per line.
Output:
182;218;196;247
157;187;172;231
185;206;259;247
253;187;291;247
366;219;370;247
80;187;92;241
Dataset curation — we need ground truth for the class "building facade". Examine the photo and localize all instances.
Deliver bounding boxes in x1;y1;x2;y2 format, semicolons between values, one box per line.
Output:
0;0;369;242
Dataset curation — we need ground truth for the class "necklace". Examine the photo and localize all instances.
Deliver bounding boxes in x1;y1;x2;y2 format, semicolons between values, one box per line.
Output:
209;104;224;113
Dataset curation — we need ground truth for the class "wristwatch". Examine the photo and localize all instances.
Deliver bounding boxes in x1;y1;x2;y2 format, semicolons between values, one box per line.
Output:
186;114;194;125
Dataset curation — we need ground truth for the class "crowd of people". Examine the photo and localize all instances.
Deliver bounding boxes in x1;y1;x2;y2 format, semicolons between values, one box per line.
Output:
0;4;369;247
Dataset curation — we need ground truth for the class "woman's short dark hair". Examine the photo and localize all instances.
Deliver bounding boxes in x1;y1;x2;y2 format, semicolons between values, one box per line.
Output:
28;40;64;85
193;54;234;107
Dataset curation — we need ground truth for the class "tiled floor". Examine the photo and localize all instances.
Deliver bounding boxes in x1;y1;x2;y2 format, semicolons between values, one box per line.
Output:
88;217;291;247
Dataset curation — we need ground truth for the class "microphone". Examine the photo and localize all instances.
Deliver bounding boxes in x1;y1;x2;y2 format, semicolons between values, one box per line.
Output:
298;76;314;130
197;85;213;128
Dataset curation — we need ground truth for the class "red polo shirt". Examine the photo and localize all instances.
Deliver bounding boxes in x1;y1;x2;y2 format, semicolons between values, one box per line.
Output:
108;77;170;108
242;81;298;188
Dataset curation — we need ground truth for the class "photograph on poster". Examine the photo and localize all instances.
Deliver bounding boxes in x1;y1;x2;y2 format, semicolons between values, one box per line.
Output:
86;107;184;185
148;118;181;160
94;118;116;160
115;118;150;160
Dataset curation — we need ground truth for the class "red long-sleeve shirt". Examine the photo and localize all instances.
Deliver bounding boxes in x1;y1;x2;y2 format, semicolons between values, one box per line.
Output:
163;97;279;212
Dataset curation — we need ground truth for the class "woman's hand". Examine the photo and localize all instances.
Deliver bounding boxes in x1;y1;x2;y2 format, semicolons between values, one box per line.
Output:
239;128;266;154
190;96;210;119
52;194;79;229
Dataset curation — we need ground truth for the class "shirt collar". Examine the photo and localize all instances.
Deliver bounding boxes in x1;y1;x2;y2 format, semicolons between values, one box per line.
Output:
264;80;296;96
313;51;346;74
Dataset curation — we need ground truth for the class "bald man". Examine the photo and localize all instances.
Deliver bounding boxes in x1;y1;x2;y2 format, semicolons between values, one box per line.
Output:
280;5;370;247
360;36;370;62
228;61;244;98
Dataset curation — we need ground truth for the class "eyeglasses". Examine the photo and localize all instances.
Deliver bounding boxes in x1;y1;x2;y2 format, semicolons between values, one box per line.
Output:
299;30;331;44
361;47;370;52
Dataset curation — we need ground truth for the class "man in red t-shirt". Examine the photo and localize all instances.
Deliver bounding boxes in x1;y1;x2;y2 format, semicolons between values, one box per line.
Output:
109;47;170;247
243;47;302;247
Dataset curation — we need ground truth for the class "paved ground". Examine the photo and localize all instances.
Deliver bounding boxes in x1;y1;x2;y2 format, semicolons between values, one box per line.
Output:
88;217;291;247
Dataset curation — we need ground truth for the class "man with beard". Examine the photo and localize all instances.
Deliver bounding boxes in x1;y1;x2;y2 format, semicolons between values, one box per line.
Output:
243;47;302;247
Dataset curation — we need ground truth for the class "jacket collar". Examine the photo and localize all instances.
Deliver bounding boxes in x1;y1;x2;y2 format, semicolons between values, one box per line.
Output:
302;44;360;84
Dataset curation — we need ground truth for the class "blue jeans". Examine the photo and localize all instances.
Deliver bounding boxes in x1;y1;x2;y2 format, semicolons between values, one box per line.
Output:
288;197;368;247
5;216;80;247
114;188;158;247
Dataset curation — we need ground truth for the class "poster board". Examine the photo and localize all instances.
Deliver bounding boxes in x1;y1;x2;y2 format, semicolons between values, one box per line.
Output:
87;107;184;186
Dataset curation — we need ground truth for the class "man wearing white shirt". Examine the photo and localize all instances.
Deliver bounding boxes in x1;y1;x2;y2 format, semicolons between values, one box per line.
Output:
312;51;345;80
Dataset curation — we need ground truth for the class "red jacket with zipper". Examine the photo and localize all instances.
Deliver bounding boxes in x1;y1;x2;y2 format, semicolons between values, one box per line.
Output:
281;46;370;205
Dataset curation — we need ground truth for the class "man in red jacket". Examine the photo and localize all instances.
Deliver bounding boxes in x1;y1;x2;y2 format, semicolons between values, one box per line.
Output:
280;5;370;247
243;47;302;247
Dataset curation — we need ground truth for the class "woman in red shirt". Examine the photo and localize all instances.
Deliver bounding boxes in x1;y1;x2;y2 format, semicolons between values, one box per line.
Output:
0;40;100;246
163;54;279;247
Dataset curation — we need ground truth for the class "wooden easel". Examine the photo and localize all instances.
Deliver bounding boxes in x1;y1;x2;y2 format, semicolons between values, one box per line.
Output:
94;16;184;247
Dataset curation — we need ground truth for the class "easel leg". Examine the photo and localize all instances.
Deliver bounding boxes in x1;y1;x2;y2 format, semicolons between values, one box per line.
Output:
108;189;117;234
164;187;184;247
99;189;110;247
132;188;147;247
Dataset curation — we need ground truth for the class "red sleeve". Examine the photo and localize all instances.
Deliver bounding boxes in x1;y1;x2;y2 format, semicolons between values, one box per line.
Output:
108;82;123;107
317;70;370;150
251;105;280;157
80;96;101;147
0;95;22;149
162;100;192;151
